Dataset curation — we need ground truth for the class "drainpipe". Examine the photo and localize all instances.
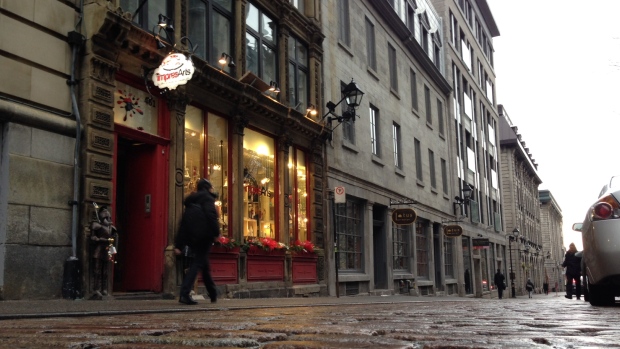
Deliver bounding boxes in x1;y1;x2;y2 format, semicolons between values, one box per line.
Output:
62;0;86;300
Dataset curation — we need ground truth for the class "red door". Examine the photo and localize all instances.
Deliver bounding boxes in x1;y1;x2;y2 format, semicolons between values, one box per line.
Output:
114;131;168;292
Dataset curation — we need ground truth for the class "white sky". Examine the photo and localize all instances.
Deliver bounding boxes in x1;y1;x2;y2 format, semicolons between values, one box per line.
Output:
487;0;620;251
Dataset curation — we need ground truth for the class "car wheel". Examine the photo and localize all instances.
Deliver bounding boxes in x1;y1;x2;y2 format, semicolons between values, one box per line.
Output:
588;280;614;306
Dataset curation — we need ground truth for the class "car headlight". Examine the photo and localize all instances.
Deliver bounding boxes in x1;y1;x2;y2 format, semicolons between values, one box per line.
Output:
592;194;620;220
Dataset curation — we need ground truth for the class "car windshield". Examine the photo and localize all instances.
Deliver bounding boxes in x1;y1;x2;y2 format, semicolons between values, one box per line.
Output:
610;176;620;190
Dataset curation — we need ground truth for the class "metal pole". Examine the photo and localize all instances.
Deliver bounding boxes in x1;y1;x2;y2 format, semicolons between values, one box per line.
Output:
332;197;339;298
510;238;516;298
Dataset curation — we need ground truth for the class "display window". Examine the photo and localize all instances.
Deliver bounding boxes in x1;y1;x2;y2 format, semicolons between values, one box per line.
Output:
288;147;309;242
184;106;229;236
243;129;276;240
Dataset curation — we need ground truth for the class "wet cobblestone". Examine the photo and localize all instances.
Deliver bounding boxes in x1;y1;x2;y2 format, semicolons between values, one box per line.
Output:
0;295;618;348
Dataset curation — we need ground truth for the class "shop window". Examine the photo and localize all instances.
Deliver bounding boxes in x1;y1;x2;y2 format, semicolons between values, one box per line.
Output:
335;199;363;271
243;129;276;240
188;0;233;72
114;82;158;133
392;223;410;271
288;147;309;242
416;221;429;278
184;106;229;236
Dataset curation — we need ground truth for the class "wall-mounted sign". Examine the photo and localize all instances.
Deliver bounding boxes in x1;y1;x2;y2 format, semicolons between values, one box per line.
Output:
443;225;463;237
392;208;417;225
473;238;490;249
152;53;195;90
334;186;345;204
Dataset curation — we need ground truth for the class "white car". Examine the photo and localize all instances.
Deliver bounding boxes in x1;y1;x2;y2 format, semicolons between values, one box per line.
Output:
573;176;620;306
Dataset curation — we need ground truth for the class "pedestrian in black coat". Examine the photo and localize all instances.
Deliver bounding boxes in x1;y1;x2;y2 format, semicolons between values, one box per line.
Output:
526;278;535;298
562;242;581;300
174;178;220;304
494;269;506;299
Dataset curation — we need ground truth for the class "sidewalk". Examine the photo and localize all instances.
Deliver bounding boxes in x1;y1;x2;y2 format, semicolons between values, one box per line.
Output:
0;294;485;320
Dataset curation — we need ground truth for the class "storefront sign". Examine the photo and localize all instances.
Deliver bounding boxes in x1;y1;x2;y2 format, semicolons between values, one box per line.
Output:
152;53;195;90
391;208;417;225
443;225;463;237
473;238;490;249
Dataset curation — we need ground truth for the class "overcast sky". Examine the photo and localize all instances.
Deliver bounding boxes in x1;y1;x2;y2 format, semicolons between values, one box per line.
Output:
486;0;620;250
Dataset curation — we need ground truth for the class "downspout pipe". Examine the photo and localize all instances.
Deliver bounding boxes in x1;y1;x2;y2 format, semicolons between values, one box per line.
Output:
62;0;86;299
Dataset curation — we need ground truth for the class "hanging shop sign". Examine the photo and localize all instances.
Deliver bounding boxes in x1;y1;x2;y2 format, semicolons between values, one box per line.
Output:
443;225;463;237
472;238;490;249
391;208;417;225
152;53;195;90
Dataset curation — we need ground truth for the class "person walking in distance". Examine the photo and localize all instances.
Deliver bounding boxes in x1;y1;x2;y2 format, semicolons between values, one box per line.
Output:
526;278;535;298
562;242;582;300
494;269;506;299
543;273;549;295
174;178;220;305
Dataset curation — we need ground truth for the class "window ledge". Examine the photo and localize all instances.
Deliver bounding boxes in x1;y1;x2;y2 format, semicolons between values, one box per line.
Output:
426;121;433;130
416;179;425;188
395;167;406;178
342;139;359;153
412;108;420;118
338;41;354;57
390;88;400;100
439;132;446;141
431;186;438;194
367;67;379;81
371;154;384;167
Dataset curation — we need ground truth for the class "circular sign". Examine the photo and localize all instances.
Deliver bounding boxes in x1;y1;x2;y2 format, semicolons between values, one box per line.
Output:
335;186;345;195
392;208;417;225
444;225;463;237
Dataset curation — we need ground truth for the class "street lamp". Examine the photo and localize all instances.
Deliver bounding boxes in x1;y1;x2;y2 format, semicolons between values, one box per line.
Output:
321;79;364;140
509;227;519;298
453;183;474;215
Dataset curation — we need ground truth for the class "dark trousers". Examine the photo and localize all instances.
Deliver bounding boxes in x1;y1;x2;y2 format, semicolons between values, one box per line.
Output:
180;247;217;301
497;286;504;299
566;274;581;298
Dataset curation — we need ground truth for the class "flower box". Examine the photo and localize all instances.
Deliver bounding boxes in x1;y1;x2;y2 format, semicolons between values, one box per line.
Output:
246;248;286;281
292;252;318;284
209;246;240;284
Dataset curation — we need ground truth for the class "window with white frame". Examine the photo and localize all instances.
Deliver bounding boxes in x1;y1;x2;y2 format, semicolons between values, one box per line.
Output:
415;138;423;181
370;105;379;156
246;3;277;83
393;123;402;168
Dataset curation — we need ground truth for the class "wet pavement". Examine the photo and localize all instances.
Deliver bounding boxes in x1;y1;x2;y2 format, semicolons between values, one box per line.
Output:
0;294;618;348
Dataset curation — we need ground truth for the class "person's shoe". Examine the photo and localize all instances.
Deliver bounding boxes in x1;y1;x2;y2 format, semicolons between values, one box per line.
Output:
210;296;217;303
564;295;572;299
576;297;581;300
179;295;198;305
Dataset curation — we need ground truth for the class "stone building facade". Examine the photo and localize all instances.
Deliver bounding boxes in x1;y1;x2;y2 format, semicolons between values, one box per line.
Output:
498;104;543;296
539;189;565;293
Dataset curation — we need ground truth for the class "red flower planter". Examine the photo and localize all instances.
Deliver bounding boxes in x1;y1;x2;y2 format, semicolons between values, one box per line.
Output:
292;252;318;284
246;247;286;281
209;246;240;284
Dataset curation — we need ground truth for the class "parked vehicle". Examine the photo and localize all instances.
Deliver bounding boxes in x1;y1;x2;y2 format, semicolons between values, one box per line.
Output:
572;176;620;306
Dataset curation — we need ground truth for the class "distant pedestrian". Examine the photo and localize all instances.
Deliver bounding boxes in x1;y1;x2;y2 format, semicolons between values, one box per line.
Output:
562;242;581;300
174;178;220;305
543;274;549;295
494;269;506;299
526;278;535;298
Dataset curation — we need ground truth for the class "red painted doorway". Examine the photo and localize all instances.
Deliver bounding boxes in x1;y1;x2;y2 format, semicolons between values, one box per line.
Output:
113;127;169;292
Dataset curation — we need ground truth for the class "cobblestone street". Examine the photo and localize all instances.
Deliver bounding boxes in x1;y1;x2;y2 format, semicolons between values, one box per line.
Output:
0;294;618;348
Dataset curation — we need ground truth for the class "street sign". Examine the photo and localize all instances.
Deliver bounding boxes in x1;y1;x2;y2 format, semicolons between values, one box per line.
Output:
391;208;417;225
473;238;490;249
335;186;345;203
443;225;463;237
